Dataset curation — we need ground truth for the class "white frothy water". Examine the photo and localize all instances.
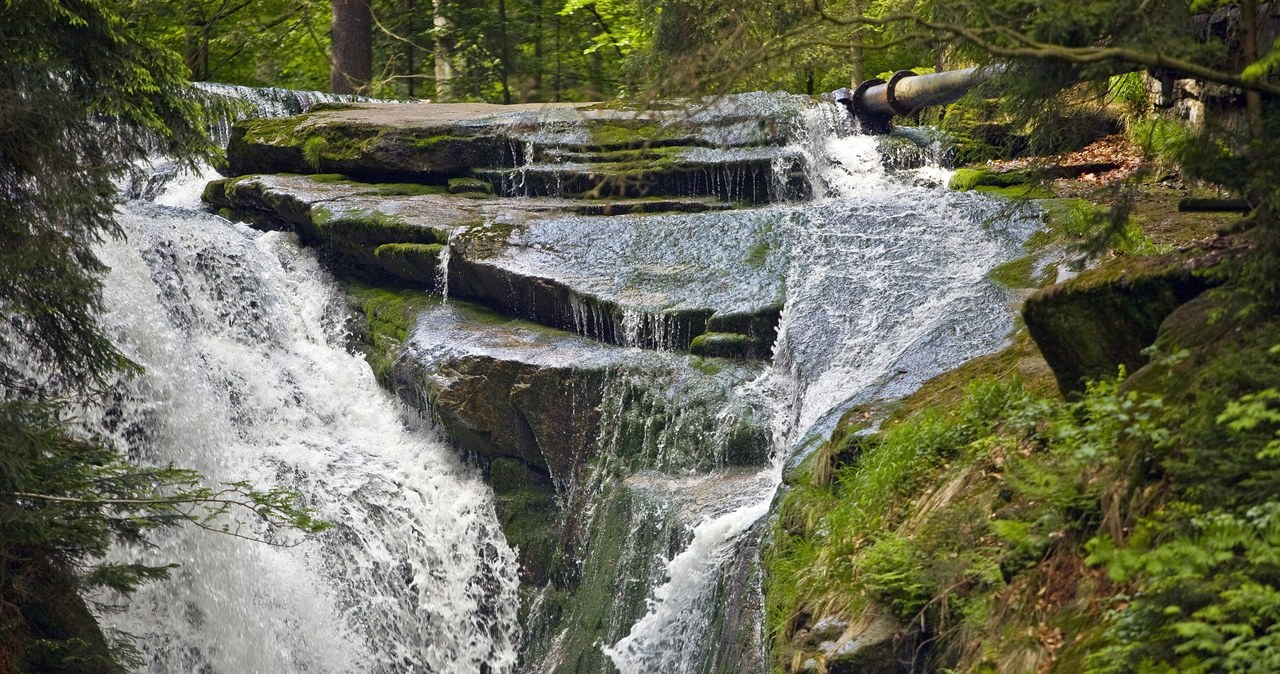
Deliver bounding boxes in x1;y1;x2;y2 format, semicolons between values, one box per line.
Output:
604;107;1038;673
94;181;520;673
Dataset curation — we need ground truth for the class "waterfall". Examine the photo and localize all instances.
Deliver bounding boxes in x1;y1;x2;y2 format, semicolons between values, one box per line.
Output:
92;191;520;673
91;86;1039;674
601;106;1039;673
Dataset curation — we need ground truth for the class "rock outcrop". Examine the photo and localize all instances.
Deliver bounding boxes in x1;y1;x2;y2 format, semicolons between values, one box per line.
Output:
376;297;772;672
207;173;788;357
1022;237;1247;394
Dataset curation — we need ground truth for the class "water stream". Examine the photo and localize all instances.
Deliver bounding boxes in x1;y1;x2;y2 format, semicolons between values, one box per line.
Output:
93;200;520;673
599;108;1037;673
96;89;1037;673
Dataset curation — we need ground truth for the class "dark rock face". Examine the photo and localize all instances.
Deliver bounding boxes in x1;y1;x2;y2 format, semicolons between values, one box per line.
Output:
377;299;773;672
1023;238;1246;395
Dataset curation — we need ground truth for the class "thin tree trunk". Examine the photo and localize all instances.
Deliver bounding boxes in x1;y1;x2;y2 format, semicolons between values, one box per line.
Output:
1242;0;1263;139
330;0;372;94
533;0;544;100
498;0;512;104
554;12;562;101
433;0;455;100
404;0;416;98
849;0;864;87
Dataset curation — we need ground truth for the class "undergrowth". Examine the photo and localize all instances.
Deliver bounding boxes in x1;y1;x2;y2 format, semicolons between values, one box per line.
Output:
766;307;1280;673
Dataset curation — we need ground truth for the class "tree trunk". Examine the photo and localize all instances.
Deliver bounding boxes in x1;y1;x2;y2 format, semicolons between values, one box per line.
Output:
497;0;512;104
532;0;544;100
849;0;864;87
330;0;372;94
433;0;455;101
403;0;416;98
1242;0;1263;139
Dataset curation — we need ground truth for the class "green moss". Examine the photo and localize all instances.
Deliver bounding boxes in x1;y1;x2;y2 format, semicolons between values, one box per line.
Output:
975;183;1054;199
201;178;229;206
307;173;351;183
371;182;449;196
688;356;724;377
949;167;1041;192
447;176;493;194
689;332;754;359
238;115;307;146
313;208;440;246
412;134;467;150
488;457;559;586
987;255;1039;288
949;168;989;191
345;281;437;386
373;243;444;285
745;239;771;268
302;136;327;171
587;121;687;148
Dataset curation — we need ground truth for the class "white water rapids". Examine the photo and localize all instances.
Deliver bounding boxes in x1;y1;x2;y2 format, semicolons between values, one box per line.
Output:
93;193;520;673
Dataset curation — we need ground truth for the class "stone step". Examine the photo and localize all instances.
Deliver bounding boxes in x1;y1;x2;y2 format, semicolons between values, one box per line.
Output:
222;94;817;203
205;173;786;359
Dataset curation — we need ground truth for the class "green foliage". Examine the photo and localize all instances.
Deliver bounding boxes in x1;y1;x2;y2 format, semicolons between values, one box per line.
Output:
1128;117;1197;170
0;0;326;667
765;371;1201;671
858;533;937;620
766;378;1042;656
132;0;330;89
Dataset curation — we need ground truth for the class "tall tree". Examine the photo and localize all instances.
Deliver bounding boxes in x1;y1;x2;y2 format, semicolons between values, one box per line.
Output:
331;0;373;93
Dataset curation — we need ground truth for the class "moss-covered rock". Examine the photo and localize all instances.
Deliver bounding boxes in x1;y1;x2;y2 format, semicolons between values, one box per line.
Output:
372;243;444;286
225;112;505;182
690;331;754;359
488;457;560;586
447;176;493;194
1022;237;1246;394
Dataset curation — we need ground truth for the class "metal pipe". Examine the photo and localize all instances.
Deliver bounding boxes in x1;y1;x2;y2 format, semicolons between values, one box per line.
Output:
831;65;1004;133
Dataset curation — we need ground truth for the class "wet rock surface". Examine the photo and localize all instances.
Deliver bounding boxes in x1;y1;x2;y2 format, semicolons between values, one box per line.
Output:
223;95;816;201
207;173;790;357
379;298;772;671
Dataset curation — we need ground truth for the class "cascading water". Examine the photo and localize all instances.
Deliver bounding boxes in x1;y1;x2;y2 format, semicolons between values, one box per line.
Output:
600;105;1038;673
93;190;520;672
93;86;1039;674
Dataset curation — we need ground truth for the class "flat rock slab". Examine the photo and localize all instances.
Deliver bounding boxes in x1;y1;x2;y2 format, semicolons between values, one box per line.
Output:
223;94;818;201
208;173;788;356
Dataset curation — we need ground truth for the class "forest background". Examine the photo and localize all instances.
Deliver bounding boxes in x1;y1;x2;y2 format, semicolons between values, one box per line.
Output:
145;0;926;101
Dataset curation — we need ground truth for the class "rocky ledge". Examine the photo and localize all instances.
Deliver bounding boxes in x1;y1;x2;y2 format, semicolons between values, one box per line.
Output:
207;173;787;357
222;95;816;201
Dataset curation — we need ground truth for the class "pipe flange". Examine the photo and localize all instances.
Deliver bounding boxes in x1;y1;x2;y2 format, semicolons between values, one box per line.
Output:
850;77;885;123
830;87;856;118
885;70;917;116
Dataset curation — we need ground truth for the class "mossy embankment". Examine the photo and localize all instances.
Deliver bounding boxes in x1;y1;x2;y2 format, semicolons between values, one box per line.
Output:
766;165;1279;673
